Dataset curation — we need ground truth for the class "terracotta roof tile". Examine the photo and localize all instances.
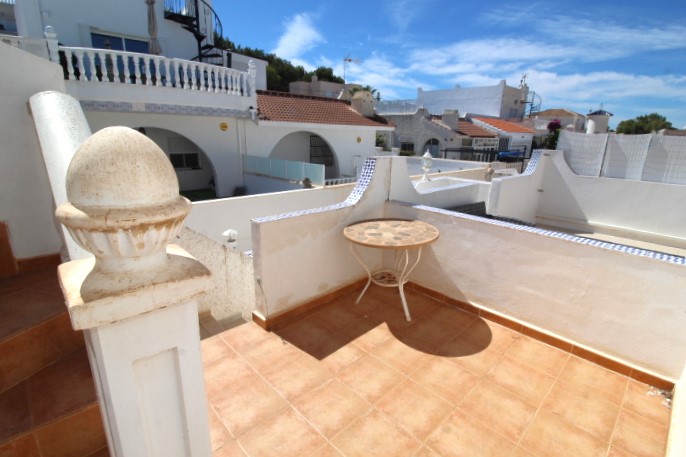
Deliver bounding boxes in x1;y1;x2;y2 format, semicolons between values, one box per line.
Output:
473;117;534;133
456;121;497;138
256;91;388;127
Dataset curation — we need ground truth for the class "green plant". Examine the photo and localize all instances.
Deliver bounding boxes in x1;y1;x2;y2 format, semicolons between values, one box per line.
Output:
399;150;415;156
375;133;386;148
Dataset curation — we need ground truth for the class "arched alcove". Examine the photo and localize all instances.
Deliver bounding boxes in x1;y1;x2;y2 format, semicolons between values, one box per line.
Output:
271;132;339;179
137;127;217;200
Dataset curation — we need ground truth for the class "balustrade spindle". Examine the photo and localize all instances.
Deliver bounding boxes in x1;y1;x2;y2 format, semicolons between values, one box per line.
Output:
188;63;196;91
142;56;152;86
122;55;131;84
75;50;86;82
112;53;124;84
164;59;172;87
133;56;142;85
63;49;77;81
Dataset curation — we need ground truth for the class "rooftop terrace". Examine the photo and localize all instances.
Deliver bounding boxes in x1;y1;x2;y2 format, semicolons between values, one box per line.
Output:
202;285;671;457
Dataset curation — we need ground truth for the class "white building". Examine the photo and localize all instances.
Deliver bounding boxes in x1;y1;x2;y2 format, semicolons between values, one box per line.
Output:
378;80;530;121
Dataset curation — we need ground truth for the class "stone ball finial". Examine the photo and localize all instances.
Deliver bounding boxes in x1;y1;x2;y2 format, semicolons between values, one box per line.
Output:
56;127;191;274
66;127;179;208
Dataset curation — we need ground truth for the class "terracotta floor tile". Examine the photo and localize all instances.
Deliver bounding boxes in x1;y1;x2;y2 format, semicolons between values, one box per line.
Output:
209;370;288;437
504;335;569;377
212;440;248;457
409;357;480;406
607;445;641;457
0;433;41;457
239;333;302;374
219;322;276;354
336;319;393;353
425;409;516;457
437;338;505;376
0;382;30;442
541;381;621;442
559;356;629;405
318;337;366;374
209;407;233;450
310;444;344;457
203;351;253;390
370;337;435;375
485;356;556;406
458;318;519;353
260;353;332;401
238;407;326;457
292;378;370;438
376;379;454;440
33;403;107;457
336;354;405;403
331;409;421;457
520;410;608;457
611;409;668;457
276;317;338;356
459;380;537;441
395;318;462;353
201;334;236;366
622;380;672;427
28;348;96;427
414;446;441;457
421;304;477;334
510;446;538;457
310;300;362;332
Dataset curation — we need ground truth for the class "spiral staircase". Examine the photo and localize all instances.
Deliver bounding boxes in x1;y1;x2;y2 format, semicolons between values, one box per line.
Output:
163;0;228;65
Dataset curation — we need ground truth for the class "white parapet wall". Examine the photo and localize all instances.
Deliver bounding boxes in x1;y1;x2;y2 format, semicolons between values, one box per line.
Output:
0;42;68;259
386;201;686;380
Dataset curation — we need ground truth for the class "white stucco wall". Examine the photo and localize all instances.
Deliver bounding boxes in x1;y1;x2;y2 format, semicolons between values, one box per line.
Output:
185;184;354;250
537;151;686;245
386;202;686;379
0;42;66;258
245;121;383;177
84;111;244;197
15;0;198;60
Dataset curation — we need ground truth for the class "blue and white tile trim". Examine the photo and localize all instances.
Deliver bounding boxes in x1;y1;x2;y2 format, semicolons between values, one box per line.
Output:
253;158;377;223
523;150;543;176
80;100;249;118
412;203;686;266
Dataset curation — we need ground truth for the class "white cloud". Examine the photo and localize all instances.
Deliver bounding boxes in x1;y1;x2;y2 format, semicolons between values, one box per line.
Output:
272;13;326;68
384;0;431;30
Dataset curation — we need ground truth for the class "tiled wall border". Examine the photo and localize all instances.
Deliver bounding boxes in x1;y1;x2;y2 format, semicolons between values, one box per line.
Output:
252;157;377;224
414;204;686;266
80;100;249;118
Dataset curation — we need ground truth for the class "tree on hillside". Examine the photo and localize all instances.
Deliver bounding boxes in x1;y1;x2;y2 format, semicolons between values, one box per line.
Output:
616;113;674;134
212;35;344;91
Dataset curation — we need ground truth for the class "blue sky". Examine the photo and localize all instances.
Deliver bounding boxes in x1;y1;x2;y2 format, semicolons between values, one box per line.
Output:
214;0;686;128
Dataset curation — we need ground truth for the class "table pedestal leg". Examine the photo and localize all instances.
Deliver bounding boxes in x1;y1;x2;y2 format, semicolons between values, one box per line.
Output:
348;243;423;322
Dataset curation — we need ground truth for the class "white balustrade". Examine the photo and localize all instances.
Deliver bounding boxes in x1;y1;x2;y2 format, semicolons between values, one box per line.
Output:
50;45;252;98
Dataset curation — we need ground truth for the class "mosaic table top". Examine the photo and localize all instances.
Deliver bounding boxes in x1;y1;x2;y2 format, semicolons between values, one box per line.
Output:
343;219;440;249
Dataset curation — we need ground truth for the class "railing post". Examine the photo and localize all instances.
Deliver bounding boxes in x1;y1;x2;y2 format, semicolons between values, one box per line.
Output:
55;127;212;457
43;25;59;62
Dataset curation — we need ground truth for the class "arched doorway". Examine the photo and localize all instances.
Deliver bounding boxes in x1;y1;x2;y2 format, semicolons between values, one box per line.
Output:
271;132;339;179
424;138;440;158
137;127;217;200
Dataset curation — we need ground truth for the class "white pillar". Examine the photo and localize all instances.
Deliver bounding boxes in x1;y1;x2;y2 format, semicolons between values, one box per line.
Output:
56;127;212;457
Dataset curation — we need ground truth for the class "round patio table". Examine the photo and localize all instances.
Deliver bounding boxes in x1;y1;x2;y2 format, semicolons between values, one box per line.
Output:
343;219;440;321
